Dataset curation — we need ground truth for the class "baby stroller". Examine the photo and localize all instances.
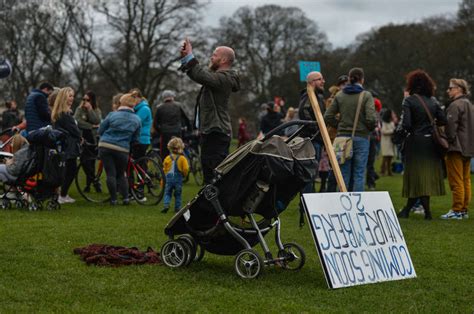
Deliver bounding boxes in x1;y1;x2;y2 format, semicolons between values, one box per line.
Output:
0;126;66;211
162;120;317;278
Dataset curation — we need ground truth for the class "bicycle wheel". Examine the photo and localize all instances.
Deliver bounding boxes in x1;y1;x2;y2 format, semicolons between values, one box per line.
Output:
75;159;110;203
131;156;165;205
192;157;204;186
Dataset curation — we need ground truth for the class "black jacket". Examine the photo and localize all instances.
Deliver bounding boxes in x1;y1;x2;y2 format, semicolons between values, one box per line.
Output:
154;101;191;135
298;89;325;141
53;112;81;159
401;95;447;136
2;109;22;130
260;111;284;135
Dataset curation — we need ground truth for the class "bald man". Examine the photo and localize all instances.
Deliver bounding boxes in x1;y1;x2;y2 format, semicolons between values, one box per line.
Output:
298;71;326;153
297;71;327;226
179;38;241;184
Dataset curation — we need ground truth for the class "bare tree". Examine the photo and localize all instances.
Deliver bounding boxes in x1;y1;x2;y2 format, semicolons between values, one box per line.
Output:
213;5;330;131
216;5;329;102
72;0;205;103
65;2;97;99
0;1;75;104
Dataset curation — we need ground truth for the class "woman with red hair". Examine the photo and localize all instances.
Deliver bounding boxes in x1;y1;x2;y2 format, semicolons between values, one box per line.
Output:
397;70;447;220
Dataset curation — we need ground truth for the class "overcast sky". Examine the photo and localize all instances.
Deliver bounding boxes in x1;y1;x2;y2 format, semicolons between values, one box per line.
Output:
204;0;461;48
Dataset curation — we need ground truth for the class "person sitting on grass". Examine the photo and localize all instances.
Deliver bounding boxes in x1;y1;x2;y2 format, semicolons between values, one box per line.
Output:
161;137;189;213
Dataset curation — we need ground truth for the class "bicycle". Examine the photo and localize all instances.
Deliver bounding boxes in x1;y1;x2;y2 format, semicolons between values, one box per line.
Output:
146;147;164;167
75;149;166;205
183;145;203;186
146;145;203;187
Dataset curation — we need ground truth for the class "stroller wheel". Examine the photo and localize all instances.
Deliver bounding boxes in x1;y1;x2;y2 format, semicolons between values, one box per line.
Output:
160;240;188;268
14;200;26;209
177;239;193;266
177;235;197;264
277;242;306;271
1;199;11;210
194;244;205;262
46;200;61;211
28;201;42;212
234;249;263;279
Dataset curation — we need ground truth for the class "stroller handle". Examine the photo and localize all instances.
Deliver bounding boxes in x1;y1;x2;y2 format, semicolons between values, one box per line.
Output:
262;120;316;141
0;127;13;136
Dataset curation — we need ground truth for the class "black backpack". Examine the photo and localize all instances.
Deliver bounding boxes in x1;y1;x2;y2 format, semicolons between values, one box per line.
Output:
42;148;66;187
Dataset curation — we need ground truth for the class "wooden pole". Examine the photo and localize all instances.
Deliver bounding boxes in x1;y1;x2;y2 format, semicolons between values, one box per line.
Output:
306;85;347;192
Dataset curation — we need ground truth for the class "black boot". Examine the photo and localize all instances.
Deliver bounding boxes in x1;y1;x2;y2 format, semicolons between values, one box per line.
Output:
424;209;432;220
397;207;410;218
420;196;432;220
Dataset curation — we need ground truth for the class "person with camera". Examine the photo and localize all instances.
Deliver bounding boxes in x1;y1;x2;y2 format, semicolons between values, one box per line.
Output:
178;38;240;184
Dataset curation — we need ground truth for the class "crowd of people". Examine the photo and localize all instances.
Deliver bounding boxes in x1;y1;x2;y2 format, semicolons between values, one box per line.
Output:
1;40;473;221
0;39;240;212
252;68;473;221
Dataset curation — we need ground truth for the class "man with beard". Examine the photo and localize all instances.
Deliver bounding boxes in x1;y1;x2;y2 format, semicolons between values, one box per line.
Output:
179;38;241;184
297;71;326;226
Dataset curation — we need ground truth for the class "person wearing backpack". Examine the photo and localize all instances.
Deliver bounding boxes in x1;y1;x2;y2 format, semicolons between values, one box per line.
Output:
161;137;189;213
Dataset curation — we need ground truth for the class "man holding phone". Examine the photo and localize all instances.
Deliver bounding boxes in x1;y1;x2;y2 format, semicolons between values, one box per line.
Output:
179;38;241;184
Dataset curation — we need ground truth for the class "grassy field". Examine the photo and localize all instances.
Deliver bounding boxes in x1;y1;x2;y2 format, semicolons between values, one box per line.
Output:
1;164;473;313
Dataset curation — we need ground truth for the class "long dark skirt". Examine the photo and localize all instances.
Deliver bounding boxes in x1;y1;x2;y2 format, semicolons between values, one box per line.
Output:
402;134;446;198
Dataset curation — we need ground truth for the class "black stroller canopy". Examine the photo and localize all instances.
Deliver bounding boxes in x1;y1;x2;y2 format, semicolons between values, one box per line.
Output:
216;135;315;176
196;135;317;221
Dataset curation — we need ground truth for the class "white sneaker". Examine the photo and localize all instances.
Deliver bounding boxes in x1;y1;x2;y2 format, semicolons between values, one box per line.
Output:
412;205;425;214
440;209;462;220
136;196;147;202
58;196;68;204
58;195;75;204
64;195;76;203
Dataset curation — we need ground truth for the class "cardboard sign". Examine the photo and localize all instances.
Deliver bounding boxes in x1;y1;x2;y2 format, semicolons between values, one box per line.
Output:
298;61;321;82
302;192;416;289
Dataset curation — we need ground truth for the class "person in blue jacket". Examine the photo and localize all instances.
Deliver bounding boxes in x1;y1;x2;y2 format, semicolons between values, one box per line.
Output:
98;93;141;205
129;88;152;160
25;82;55;133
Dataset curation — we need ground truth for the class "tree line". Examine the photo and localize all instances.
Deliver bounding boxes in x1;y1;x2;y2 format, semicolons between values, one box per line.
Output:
0;0;472;135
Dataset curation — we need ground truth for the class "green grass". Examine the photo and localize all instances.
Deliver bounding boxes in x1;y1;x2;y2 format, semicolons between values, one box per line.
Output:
1;166;473;312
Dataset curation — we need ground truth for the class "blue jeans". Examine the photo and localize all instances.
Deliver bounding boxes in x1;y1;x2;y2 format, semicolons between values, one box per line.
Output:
163;174;183;211
340;136;370;192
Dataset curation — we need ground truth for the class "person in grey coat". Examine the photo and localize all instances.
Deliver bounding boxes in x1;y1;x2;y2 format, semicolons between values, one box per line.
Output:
179;38;241;184
441;78;474;219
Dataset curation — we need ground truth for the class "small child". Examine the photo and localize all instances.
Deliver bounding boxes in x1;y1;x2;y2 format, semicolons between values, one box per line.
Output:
161;137;189;213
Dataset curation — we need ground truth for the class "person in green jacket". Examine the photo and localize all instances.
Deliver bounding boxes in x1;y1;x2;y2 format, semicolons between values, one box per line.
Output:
324;67;376;191
179;38;241;184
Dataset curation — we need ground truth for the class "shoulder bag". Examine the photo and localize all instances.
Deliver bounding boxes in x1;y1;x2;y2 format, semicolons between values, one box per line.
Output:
414;94;449;157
